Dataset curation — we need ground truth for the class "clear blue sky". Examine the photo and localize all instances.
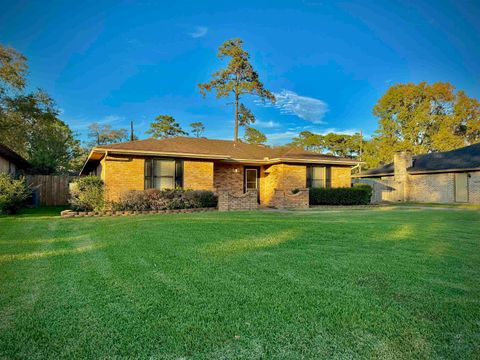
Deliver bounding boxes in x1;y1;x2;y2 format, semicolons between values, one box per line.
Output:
1;0;479;144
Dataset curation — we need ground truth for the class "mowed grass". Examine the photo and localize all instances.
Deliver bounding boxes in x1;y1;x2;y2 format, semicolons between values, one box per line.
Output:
0;208;479;359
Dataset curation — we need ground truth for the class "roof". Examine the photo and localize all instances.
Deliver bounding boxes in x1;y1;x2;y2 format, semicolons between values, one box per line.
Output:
356;142;480;177
0;144;29;168
81;137;360;174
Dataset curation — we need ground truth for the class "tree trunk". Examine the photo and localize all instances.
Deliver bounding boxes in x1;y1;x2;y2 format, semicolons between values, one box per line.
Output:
234;92;239;142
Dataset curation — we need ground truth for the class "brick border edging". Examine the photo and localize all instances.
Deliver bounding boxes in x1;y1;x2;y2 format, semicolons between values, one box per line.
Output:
60;207;217;218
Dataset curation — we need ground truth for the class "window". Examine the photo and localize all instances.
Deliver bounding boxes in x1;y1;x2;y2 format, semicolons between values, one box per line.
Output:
145;159;183;190
312;166;326;188
307;166;332;188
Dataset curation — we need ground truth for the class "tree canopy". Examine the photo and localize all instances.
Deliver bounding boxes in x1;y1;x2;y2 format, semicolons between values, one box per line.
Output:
147;115;188;139
0;44;83;174
190;122;205;138
243;127;267;144
364;81;480;167
198;38;275;141
87;123;130;148
291;131;361;158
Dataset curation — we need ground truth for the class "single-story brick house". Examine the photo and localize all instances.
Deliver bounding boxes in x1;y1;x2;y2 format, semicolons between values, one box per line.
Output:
80;137;360;208
353;143;480;204
0;143;29;176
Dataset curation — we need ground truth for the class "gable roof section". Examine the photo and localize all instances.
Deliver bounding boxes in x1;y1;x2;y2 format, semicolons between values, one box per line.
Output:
81;137;359;174
0;144;29;168
356;142;480;177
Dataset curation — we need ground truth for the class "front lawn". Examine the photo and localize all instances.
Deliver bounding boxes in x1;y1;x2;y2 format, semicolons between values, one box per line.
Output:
0;208;479;359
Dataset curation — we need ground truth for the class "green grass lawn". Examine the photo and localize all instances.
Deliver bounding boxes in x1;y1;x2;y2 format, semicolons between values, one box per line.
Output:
0;208;479;359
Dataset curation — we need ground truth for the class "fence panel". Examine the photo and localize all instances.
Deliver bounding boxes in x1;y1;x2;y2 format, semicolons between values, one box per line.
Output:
26;175;74;206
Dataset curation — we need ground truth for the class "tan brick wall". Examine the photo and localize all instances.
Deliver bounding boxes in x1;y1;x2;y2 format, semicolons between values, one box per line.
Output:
260;164;306;206
331;166;351;187
469;171;480;204
218;189;258;211
407;173;455;203
103;155;144;202
183;160;214;190
214;163;244;194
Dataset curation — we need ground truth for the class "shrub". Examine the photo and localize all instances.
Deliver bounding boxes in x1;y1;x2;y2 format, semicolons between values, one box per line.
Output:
112;189;218;211
309;185;372;205
0;174;31;214
69;176;105;212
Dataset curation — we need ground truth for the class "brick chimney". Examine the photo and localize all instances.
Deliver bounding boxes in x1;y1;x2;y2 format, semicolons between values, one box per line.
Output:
393;150;412;201
394;151;412;181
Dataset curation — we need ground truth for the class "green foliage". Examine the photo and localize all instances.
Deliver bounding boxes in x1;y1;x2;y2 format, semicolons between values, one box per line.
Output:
147;115;188;139
87;123;130;148
69;176;105;212
112;189;218;211
365;81;480;167
0;174;31;214
238;103;256;126
0;44;82;174
0;45;27;92
309;185;372;205
292;131;362;157
243;126;267;144
198;38;275;141
190;122;205;138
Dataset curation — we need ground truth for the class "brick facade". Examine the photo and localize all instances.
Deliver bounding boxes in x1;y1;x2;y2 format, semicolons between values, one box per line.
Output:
260;164;306;206
271;188;309;209
355;151;480;204
218;189;258;211
331;166;352;188
214;163;244;193
99;155;354;207
103;155;144;202
183;160;214;190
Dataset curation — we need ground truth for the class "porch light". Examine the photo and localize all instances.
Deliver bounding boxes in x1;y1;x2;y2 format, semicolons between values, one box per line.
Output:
233;168;239;173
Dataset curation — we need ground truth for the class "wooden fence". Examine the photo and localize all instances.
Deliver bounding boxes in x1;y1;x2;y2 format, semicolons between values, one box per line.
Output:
26;175;74;206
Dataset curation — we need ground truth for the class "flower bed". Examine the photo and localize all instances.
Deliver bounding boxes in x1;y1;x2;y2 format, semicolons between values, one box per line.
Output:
60;207;216;218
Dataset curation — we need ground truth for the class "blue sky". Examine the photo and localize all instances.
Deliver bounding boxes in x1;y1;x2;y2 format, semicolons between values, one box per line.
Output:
1;0;479;144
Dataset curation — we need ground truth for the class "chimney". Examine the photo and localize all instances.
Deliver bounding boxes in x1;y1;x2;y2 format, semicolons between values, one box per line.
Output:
393;150;412;202
394;150;412;182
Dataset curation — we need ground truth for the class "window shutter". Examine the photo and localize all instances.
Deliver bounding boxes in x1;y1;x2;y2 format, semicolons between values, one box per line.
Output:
175;160;184;188
326;167;332;188
306;166;312;188
144;159;153;189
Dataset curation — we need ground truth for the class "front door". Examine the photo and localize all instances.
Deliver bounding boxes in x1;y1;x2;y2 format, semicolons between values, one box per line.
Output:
455;173;468;203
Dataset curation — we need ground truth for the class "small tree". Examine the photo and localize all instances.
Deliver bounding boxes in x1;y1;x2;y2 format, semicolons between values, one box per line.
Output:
87;123;129;147
147;115;188;139
0;174;31;214
198;38;275;141
69;176;105;212
243;127;267;144
190;122;205;138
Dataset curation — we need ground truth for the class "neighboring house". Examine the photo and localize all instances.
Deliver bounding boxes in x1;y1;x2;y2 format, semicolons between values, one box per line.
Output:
353;143;480;204
0;144;29;176
80;137;360;207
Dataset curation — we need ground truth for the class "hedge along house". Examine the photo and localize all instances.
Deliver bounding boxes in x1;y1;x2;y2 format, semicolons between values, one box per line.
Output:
353;143;480;204
80;137;360;209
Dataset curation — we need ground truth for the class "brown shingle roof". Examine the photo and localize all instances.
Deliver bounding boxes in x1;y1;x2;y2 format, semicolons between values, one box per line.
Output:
96;137;358;163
